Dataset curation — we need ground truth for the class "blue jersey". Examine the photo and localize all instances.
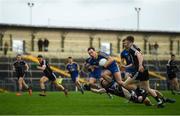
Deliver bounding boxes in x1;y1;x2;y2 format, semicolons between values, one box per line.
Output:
66;62;79;82
121;49;136;73
121;49;132;65
92;51;119;74
85;57;101;79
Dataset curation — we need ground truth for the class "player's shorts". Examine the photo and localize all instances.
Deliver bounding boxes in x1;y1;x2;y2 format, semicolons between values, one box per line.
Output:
167;73;176;80
131;69;149;81
16;71;25;79
43;72;56;81
107;62;120;74
89;68;101;79
125;67;136;74
70;72;79;82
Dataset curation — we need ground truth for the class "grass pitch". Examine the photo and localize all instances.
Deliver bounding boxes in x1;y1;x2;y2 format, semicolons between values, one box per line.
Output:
0;91;179;115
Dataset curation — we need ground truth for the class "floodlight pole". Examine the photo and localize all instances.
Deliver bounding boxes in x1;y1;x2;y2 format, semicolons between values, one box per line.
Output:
135;7;141;30
27;2;34;25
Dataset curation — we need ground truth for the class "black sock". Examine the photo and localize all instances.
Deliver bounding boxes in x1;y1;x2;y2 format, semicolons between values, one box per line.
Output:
154;96;161;102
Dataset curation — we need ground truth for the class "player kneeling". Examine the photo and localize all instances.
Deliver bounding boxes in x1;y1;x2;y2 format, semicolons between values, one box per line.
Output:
37;55;68;96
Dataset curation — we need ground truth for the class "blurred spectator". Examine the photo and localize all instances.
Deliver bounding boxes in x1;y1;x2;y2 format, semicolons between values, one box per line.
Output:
154;41;159;55
44;38;49;52
38;39;43;51
4;41;9;56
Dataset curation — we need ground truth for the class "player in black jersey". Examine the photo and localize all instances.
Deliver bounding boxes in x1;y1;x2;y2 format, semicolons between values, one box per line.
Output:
91;77;152;106
13;54;32;96
167;54;180;94
122;36;165;108
37;55;68;96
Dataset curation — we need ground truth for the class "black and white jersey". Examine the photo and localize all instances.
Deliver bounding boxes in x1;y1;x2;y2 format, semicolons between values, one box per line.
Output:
40;59;53;75
128;44;142;70
13;60;27;74
167;59;179;74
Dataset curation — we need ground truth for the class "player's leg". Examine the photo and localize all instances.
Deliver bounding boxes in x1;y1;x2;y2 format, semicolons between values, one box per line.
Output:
22;79;28;89
101;70;113;83
22;79;32;96
39;76;49;96
112;70;123;87
173;78;180;92
89;77;98;89
16;77;24;96
75;78;84;94
122;72;137;90
53;80;68;96
140;80;164;108
169;79;175;94
154;89;176;103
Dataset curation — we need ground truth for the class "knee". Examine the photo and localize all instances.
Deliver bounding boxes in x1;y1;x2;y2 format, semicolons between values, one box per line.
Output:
40;78;44;83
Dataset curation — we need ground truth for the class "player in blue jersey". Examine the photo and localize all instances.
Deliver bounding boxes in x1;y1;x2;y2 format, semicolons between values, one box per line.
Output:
122;36;171;108
66;57;84;94
120;39;137;90
87;47;123;87
84;57;102;89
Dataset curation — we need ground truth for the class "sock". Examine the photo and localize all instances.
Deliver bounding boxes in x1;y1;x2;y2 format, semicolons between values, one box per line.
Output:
154;96;162;103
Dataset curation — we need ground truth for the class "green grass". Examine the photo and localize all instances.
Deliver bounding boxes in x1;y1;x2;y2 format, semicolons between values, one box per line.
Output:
0;91;180;115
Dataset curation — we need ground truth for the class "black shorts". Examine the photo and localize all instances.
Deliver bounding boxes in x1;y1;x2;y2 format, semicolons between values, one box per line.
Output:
16;72;25;79
168;73;176;80
132;69;149;81
43;72;56;81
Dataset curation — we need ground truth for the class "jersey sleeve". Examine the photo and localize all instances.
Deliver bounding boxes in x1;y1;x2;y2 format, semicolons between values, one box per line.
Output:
120;51;124;59
99;52;109;59
130;46;140;56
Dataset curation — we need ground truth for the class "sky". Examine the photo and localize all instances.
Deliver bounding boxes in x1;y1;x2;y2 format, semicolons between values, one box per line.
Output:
0;0;180;31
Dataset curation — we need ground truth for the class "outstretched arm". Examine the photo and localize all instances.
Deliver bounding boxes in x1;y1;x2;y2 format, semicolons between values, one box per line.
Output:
91;88;107;94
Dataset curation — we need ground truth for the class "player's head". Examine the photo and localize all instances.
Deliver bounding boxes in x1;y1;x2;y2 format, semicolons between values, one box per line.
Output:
126;35;134;43
37;55;43;62
124;36;134;48
122;39;127;49
16;54;22;60
68;57;73;63
171;54;175;60
87;47;97;58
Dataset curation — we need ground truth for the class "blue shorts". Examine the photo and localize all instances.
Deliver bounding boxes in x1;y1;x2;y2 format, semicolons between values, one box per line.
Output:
89;68;101;79
70;72;79;82
107;62;120;74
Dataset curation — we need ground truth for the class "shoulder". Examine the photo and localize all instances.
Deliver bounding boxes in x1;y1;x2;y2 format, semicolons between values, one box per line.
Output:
98;51;109;58
73;62;78;65
13;60;17;65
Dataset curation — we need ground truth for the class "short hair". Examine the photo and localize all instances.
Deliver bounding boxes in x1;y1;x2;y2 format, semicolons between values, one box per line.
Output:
37;55;43;58
126;36;134;43
68;57;72;59
16;54;21;57
87;47;95;51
